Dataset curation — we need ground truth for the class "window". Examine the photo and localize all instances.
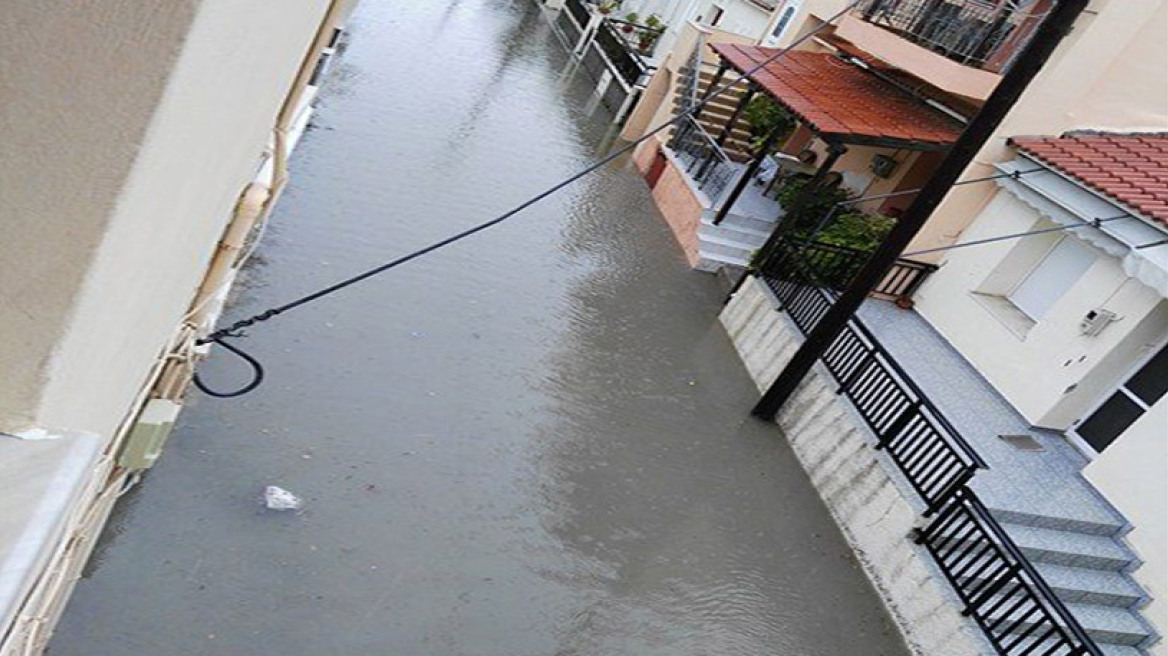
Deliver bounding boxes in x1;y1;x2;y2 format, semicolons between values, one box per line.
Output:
705;4;725;26
1008;236;1095;320
1076;344;1168;453
763;1;800;46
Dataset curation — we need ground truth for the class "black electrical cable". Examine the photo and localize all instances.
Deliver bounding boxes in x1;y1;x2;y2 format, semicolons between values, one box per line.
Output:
191;1;868;397
192;335;266;398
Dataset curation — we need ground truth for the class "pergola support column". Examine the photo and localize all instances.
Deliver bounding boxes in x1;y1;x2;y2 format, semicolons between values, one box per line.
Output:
711;128;782;226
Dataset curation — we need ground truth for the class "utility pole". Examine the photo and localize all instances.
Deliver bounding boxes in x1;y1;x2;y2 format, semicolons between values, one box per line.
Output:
752;0;1091;420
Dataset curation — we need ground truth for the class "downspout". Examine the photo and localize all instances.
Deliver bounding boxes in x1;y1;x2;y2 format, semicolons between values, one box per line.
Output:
163;0;349;397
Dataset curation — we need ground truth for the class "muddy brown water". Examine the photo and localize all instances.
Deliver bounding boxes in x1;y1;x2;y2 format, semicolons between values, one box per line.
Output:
50;3;910;655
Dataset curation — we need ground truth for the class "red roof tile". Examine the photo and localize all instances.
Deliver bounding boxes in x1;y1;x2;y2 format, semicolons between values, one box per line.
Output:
710;44;962;149
1011;133;1168;227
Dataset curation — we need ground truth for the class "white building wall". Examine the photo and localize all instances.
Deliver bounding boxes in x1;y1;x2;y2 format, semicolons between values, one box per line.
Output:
1086;397;1168;654
915;190;1168;430
0;0;333;440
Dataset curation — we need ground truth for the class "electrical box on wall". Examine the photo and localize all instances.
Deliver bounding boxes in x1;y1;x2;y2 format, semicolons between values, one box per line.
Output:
871;154;900;178
117;398;181;470
1080;308;1119;337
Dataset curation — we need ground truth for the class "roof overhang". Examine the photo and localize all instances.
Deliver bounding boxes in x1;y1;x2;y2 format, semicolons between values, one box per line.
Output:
710;43;963;152
996;156;1168;297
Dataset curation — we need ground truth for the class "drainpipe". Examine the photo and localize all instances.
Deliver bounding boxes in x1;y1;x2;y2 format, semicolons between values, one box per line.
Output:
186;0;347;329
751;0;1092;420
161;0;348;396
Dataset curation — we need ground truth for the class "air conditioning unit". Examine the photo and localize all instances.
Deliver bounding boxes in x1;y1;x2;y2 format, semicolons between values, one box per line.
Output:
1080;308;1120;337
117;398;181;470
871;154;900;178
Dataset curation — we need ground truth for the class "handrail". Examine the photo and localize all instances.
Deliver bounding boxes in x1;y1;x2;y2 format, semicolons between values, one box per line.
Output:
758;240;1102;655
919;488;1104;656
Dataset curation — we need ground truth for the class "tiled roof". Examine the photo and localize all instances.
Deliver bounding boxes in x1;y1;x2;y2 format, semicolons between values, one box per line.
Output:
710;44;963;149
1010;133;1168;227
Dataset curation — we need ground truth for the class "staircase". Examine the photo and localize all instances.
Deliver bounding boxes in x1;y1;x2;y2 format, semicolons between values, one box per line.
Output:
673;63;755;162
853;301;1162;656
982;514;1160;653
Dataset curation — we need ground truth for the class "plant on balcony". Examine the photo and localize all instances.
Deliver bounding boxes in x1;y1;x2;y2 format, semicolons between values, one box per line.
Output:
743;97;796;151
621;12;638;32
596;1;620;16
815;209;895;252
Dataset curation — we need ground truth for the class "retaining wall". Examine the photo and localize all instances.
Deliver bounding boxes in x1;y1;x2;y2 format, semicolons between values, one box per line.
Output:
720;276;993;656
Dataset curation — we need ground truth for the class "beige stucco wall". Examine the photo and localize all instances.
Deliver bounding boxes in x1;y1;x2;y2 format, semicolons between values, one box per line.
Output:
908;0;1168;257
1086;396;1168;654
0;0;333;439
915;189;1168;430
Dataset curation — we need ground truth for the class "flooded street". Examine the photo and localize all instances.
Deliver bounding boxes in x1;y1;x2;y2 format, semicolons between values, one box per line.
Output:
51;2;908;654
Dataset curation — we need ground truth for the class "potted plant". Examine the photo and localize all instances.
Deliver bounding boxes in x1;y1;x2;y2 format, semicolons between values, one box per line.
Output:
596;1;620;16
622;12;638;32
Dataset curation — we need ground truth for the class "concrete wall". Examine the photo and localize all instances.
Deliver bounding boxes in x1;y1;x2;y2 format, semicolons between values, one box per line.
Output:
1086;396;1168;650
915;189;1168;430
0;0;333;438
634;141;705;266
720;277;993;656
908;0;1168;257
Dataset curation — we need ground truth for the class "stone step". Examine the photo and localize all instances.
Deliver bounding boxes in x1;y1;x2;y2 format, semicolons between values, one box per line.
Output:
698;222;769;249
965;562;1146;608
700;212;777;237
989;505;1128;538
943;522;1139;572
698;231;762;261
984;599;1155;648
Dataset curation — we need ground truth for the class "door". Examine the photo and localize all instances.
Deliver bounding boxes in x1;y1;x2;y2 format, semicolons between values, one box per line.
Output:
1075;343;1168;453
1009;236;1094;320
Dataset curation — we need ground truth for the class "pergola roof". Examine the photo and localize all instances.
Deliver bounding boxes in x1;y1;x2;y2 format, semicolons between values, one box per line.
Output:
710;44;963;151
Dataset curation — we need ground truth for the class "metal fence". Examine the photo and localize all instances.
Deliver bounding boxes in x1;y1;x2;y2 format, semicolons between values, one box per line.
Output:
605;18;665;59
759;241;1104;655
594;19;649;88
856;0;1042;70
761;247;982;515
918;488;1104;656
668;116;738;202
761;239;938;300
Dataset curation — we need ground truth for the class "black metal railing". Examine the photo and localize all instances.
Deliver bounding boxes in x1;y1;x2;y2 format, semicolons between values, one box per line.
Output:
762;239;937;300
917;488;1104;656
605;18;665;58
856;0;1044;71
565;0;591;29
757;242;1104;655
761;249;983;515
668;116;738;201
595;19;649;87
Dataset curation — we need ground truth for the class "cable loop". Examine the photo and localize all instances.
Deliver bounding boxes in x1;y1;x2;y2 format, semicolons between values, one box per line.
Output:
192;336;266;398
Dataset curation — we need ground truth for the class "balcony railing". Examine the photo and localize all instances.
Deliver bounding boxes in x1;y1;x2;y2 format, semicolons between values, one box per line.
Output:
760;242;982;515
855;0;1046;72
565;0;591;30
594;19;651;88
757;241;1103;656
605;18;665;59
668;116;738;202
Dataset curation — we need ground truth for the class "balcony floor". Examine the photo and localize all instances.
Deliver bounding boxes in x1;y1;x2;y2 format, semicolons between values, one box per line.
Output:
856;300;1128;534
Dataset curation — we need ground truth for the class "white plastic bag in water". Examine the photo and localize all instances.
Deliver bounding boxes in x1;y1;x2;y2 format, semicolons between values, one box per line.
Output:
264;485;302;511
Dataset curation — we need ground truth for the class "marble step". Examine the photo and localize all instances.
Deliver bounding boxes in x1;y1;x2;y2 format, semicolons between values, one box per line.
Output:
965;561;1146;608
943;522;1139;572
984;599;1155;648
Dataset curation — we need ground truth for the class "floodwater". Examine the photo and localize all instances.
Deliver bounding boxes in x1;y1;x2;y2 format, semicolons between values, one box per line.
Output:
50;3;909;655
